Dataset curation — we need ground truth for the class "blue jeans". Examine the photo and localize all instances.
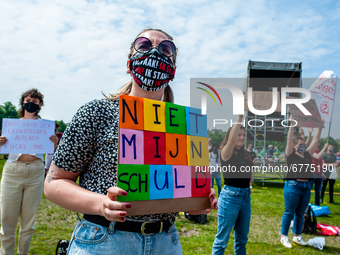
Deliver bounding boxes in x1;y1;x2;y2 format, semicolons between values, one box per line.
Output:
280;180;312;236
211;177;222;196
312;174;323;206
212;185;251;255
67;218;182;255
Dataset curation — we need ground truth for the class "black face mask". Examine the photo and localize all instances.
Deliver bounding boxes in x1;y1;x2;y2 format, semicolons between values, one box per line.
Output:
213;148;218;154
329;147;334;153
249;147;253;152
297;144;306;154
129;48;175;92
23;102;40;113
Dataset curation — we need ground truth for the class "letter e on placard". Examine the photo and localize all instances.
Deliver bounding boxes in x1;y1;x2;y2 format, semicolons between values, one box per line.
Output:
165;103;186;134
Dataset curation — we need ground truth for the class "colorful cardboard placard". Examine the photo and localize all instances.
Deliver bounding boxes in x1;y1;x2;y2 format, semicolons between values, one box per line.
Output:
117;95;210;214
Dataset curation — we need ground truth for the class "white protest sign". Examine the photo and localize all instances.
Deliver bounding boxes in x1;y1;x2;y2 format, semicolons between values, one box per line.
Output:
0;118;55;154
309;71;337;123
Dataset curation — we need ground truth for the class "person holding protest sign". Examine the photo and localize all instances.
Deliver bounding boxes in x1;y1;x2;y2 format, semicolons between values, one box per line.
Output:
212;114;253;255
280;116;323;248
0;88;58;255
321;144;338;205
311;140;328;206
44;29;217;255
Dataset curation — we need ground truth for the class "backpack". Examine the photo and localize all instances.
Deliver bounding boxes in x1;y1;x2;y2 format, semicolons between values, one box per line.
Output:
184;213;208;224
302;205;317;234
55;239;69;255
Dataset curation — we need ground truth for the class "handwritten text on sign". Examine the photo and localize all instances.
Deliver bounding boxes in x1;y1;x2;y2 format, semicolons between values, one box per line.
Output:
117;95;210;211
0;118;55;154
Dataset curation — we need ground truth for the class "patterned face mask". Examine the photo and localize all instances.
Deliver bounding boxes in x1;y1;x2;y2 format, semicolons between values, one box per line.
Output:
297;144;306;154
129;48;175;92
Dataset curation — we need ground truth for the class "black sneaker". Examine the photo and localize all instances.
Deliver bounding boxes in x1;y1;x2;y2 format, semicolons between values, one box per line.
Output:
330;201;337;205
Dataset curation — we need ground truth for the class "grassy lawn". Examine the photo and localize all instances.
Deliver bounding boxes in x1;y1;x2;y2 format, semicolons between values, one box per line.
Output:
0;158;339;254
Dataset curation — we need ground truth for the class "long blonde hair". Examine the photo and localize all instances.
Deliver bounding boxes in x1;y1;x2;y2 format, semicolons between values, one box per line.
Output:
104;28;176;103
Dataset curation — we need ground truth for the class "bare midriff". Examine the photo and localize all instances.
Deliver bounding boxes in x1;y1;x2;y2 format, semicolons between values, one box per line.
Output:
18;154;40;162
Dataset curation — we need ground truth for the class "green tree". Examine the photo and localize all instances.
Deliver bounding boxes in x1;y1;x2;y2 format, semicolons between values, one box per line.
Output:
208;130;226;146
0;102;19;131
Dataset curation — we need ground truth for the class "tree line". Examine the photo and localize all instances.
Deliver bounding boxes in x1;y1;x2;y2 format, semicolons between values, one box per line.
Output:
0;101;67;133
208;129;340;153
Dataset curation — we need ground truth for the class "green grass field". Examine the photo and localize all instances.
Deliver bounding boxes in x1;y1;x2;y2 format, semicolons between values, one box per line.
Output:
0;158;339;254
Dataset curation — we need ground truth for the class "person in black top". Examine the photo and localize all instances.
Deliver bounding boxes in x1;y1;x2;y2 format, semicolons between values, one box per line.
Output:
212;115;253;255
321;144;338;204
280;116;323;248
246;144;256;163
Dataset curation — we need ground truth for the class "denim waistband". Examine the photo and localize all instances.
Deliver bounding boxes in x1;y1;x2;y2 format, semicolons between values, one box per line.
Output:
224;184;251;192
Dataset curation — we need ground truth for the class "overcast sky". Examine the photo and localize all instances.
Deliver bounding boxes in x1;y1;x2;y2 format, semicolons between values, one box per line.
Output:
1;0;340;138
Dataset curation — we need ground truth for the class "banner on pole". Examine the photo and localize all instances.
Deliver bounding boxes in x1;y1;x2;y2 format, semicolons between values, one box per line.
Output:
309;71;337;123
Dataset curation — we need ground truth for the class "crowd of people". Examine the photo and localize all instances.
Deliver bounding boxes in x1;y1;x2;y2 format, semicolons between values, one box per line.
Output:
0;28;339;255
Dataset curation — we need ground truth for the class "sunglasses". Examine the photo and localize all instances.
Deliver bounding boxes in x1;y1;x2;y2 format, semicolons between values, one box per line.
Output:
133;37;177;57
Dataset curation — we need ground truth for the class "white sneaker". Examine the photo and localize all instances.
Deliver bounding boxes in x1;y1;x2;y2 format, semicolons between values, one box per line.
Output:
280;236;292;248
292;235;307;246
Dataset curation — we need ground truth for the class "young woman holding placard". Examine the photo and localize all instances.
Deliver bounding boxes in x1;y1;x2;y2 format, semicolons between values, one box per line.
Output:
0;89;58;255
44;29;217;254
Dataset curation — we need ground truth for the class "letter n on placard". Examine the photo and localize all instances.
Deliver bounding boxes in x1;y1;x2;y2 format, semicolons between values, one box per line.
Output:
149;165;173;200
191;166;210;198
144;98;165;132
119;129;144;164
117;164;150;202
187;136;209;166
165;133;187;165
173;166;191;198
119;95;144;130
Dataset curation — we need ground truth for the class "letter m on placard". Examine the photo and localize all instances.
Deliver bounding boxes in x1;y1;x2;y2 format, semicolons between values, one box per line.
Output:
119;95;144;130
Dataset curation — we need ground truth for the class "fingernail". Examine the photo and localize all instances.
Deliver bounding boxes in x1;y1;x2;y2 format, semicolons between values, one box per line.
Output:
122;191;128;196
120;212;127;216
209;194;214;198
214;202;217;207
122;217;126;222
126;204;132;208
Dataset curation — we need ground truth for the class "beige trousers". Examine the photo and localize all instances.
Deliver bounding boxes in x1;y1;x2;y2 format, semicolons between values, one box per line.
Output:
0;160;44;255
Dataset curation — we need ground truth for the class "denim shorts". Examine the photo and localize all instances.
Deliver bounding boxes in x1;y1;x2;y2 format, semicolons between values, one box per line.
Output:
67;218;182;255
